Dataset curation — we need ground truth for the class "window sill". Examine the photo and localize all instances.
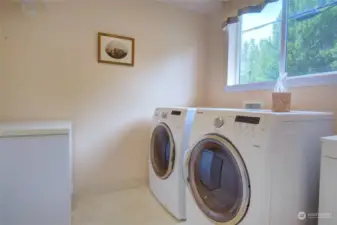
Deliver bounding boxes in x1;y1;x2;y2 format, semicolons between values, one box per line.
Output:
225;73;337;92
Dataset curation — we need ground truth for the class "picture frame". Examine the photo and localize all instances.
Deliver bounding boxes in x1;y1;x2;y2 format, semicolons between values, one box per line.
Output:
97;32;135;66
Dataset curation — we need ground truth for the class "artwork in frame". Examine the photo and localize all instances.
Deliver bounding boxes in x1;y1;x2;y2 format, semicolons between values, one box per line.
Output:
98;32;135;66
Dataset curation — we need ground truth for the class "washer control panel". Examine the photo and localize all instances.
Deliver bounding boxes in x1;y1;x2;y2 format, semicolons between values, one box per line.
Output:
235;115;260;125
234;115;263;146
209;113;264;147
214;116;224;128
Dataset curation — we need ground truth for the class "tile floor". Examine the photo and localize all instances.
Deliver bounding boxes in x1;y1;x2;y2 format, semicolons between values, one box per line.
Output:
72;186;184;225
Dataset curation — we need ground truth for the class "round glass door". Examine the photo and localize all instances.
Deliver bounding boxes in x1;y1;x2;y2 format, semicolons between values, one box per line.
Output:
150;123;175;179
187;134;250;224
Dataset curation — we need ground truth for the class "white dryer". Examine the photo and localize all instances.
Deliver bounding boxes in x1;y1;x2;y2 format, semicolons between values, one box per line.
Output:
149;107;196;221
183;108;334;225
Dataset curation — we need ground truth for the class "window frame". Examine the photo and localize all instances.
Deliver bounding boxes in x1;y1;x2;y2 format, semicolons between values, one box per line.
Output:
225;0;337;92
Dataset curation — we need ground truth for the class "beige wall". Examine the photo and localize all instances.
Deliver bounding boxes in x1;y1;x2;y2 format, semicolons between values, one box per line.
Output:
205;12;337;131
0;0;207;196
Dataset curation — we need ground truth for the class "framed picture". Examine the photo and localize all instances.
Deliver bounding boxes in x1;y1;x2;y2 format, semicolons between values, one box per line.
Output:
98;32;135;66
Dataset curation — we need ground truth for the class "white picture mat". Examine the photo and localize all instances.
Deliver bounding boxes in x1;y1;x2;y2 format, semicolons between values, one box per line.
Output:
100;35;133;64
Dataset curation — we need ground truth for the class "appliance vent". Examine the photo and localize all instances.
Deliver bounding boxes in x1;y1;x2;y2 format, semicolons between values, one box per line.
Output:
244;102;263;110
12;0;65;15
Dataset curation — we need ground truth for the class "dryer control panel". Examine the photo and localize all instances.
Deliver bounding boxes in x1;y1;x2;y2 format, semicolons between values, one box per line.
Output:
171;110;182;116
161;112;168;119
154;110;182;118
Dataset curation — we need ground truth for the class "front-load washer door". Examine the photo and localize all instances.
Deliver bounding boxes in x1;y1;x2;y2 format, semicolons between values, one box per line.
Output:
150;123;175;180
186;134;250;224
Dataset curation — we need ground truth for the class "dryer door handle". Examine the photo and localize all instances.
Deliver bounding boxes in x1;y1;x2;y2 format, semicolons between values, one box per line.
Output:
183;148;192;184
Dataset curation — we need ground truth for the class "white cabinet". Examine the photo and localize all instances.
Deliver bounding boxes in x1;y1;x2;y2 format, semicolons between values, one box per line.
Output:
0;122;72;225
319;136;337;225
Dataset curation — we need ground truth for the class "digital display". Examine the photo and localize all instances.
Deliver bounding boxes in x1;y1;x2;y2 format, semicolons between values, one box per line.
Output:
235;116;260;124
171;110;182;116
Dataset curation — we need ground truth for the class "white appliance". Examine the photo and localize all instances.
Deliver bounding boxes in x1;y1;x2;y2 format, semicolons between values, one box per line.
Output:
0;122;72;225
319;136;337;225
183;109;334;225
149;107;196;220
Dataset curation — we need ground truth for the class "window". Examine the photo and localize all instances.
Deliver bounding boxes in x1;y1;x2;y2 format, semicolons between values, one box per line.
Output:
227;0;337;90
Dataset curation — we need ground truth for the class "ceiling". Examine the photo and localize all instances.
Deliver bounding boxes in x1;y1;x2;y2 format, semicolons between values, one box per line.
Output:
157;0;226;14
9;0;225;14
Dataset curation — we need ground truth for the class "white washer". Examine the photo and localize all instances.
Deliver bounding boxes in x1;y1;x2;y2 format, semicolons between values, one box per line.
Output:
319;136;337;225
183;108;334;225
149;107;196;220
